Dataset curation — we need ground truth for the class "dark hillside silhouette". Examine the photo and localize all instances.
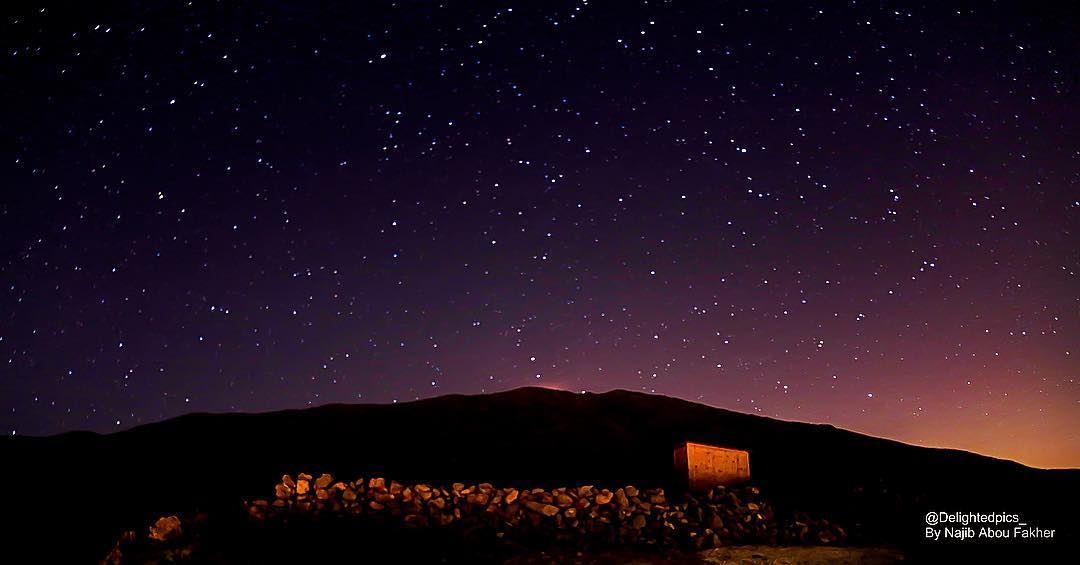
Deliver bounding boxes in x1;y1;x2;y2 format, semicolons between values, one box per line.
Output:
5;387;1076;561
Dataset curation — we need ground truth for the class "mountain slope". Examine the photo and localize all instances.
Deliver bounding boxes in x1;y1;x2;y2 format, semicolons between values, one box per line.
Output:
5;387;1076;560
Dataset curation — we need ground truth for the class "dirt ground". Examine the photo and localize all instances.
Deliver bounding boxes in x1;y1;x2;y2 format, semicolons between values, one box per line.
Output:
699;546;905;564
504;546;906;565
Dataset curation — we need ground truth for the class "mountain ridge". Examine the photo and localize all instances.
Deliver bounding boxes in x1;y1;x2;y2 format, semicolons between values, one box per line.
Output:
4;386;1076;561
15;386;1063;474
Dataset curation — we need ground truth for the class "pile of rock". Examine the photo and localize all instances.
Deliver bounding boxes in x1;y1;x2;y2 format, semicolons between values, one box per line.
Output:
104;474;854;562
245;473;845;549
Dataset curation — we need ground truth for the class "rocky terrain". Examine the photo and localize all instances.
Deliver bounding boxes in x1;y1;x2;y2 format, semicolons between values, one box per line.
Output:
104;472;854;562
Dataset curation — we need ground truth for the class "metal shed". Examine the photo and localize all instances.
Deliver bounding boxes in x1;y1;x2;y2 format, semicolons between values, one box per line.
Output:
674;441;750;490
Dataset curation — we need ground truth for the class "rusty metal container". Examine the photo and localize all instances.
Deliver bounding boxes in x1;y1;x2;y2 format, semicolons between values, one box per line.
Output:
673;441;750;490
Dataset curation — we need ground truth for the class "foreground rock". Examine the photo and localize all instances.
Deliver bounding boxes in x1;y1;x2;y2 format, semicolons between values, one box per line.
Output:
147;515;182;542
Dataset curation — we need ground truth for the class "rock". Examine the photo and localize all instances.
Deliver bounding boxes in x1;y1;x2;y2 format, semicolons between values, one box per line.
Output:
624;486;639;498
435;513;454;526
632;514;647;530
369;477;386;490
298;473;312;481
524;501;560;517
296;479;310;495
555;493;574;507
403;514;428;527
281;475;296;489
274;484;292;499
148;515;182;542
708;514;725;533
504;488;519;504
451;482;465;494
315;474;333;489
343;489;357;502
595;489;613;505
369;501;386;511
389;481;404;495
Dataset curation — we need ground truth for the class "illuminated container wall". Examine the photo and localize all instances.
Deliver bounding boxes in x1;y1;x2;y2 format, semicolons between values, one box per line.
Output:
673;441;750;490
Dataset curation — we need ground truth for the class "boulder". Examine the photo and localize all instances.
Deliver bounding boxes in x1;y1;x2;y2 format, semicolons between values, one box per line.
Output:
148;515;182;542
524;501;560;517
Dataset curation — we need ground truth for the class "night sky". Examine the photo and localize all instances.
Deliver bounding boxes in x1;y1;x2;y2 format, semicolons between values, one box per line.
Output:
2;1;1076;468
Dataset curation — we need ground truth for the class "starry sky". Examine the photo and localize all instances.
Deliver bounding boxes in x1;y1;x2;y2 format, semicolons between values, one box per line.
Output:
2;1;1076;468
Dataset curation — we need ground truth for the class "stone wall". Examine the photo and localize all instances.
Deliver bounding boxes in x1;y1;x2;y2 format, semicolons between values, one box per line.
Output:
104;473;850;563
249;472;845;547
